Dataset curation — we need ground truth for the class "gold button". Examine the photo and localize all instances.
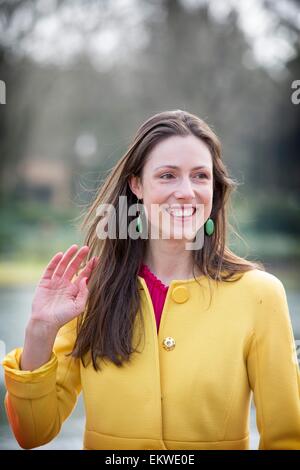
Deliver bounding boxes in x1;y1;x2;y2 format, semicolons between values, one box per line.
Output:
171;285;189;303
163;337;176;351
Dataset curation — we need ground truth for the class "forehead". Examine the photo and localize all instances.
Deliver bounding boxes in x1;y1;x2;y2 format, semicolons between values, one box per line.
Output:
145;135;213;170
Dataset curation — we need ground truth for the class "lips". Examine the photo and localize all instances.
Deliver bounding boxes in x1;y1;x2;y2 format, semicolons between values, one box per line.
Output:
165;206;196;218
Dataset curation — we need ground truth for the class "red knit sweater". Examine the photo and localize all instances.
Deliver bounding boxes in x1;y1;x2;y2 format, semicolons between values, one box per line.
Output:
138;263;169;332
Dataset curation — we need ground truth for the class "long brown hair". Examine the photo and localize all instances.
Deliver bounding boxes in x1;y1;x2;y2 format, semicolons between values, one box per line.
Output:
72;109;264;370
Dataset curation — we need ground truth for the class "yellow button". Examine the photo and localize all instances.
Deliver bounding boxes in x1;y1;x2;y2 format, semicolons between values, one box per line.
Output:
171;285;189;303
163;337;176;351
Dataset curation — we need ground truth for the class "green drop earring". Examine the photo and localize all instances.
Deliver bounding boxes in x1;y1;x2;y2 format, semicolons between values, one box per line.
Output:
136;198;143;233
205;218;214;236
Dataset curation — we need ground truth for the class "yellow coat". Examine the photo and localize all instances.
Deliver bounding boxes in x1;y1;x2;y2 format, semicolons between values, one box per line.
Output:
2;269;300;450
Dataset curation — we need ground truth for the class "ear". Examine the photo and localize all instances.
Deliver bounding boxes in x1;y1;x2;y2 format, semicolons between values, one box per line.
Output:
128;175;143;200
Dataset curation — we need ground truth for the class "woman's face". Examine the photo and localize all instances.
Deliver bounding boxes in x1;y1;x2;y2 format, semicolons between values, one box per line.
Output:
129;135;213;242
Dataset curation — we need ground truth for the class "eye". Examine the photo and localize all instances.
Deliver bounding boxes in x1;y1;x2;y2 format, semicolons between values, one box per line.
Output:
160;173;175;179
159;172;209;180
194;173;208;179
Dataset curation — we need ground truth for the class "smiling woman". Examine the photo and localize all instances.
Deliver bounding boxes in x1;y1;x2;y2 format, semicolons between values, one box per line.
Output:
2;109;300;450
129;134;214;255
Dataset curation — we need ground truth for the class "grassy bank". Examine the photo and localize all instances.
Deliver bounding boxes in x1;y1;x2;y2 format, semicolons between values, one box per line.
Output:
0;257;299;290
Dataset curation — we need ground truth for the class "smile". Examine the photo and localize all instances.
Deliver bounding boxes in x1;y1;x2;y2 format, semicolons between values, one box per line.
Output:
165;206;196;218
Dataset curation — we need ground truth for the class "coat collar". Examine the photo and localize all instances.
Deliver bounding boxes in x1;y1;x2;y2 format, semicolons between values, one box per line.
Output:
137;274;207;290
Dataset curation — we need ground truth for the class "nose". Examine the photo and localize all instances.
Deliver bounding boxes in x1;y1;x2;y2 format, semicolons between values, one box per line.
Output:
174;177;195;200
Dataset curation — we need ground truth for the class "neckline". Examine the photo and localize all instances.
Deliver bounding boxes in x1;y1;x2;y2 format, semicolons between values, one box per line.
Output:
138;263;207;287
140;263;169;289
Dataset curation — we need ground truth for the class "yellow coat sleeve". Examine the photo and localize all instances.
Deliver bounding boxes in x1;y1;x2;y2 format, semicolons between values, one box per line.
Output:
1;319;81;449
246;276;300;449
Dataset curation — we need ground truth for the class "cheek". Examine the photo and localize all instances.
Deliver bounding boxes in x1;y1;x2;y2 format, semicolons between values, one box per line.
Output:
197;185;213;204
142;182;213;218
198;186;213;219
143;183;169;206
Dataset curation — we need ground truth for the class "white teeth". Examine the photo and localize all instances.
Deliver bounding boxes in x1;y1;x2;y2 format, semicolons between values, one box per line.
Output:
166;207;195;217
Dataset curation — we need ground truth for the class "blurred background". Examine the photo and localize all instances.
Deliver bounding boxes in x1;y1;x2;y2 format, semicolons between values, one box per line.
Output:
0;0;299;450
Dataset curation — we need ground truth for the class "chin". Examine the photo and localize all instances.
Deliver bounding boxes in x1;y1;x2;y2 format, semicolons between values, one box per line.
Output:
165;230;198;241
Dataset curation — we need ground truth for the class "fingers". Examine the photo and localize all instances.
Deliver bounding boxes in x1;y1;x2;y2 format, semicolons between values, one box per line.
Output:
75;277;90;313
74;256;97;286
40;252;64;281
63;246;90;281
52;245;89;281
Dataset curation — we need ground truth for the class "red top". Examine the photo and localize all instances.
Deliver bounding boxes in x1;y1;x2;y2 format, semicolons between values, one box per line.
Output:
138;263;168;332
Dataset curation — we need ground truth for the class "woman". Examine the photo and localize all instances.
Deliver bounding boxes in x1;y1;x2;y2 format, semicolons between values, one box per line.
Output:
2;110;300;450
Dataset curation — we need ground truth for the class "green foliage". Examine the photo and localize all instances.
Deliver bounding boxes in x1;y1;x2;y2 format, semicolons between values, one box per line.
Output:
0;202;83;261
255;198;300;235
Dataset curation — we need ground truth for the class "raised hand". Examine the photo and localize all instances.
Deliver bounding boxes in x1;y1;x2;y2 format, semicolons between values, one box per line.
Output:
31;244;98;331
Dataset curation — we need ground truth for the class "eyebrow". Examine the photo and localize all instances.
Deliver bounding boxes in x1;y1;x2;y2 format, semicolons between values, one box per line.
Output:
154;165;211;171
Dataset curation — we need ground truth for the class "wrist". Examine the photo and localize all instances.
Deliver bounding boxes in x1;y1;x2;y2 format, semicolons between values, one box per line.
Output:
21;319;59;371
26;318;59;340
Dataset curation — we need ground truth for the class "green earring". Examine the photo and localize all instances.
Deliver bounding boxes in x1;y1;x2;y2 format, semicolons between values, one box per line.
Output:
136;199;143;233
205;218;214;236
